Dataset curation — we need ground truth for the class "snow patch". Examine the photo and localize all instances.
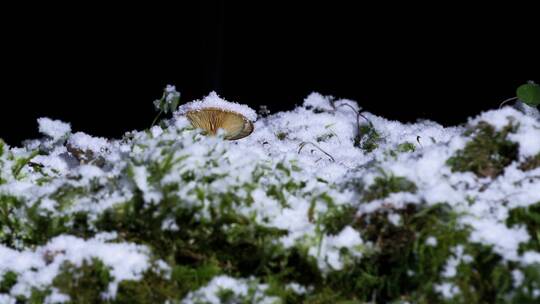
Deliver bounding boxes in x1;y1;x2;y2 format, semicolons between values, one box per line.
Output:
177;91;257;121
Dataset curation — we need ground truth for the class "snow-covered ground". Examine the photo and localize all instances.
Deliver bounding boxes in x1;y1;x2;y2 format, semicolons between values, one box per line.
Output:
0;90;539;303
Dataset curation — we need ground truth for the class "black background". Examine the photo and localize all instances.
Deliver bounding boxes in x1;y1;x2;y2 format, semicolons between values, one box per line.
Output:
1;2;539;145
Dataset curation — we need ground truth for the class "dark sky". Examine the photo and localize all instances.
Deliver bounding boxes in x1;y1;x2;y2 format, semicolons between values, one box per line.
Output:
1;2;538;145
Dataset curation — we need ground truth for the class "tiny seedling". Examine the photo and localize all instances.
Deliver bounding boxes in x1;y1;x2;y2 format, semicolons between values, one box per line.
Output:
331;101;379;150
258;105;271;117
499;81;540;109
152;85;181;127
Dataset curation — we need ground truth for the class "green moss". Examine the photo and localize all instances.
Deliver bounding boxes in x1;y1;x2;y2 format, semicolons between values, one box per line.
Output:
0;139;5;157
363;174;417;202
355;125;381;153
52;258;112;303
28;288;51;304
0;195;26;247
397;142;416;153
0;271;17;293
447;121;519;178
507;202;540;253
320;204;357;235
309;203;467;303
388;142;416;158
49;185;88;212
276;132;288;140
115;270;179;303
12;150;39;180
4;114;538;303
519;153;540;171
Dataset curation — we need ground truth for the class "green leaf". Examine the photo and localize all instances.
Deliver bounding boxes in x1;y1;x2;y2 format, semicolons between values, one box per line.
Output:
517;82;540;107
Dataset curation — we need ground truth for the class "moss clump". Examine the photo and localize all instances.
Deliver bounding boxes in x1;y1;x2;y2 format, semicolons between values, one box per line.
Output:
507;202;540;253
300;203;468;303
389;142;416;158
276;132;287;140
341;203;530;303
447;121;519;178
52;258;112;303
0;271;17;294
363;174;417;202
355;124;381;153
519;153;540;171
115;270;179;303
0;195;26;248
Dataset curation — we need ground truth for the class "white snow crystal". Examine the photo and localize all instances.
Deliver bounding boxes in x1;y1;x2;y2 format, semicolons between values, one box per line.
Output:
286;282;309;295
181;275;278;304
426;236;438;246
512;269;524;287
177;91;257;121
522;251;540;265
68;132;108;154
2;91;540;301
0;235;154;299
309;226;364;272
435;282;459;299
132;166;162;204
38;118;71;141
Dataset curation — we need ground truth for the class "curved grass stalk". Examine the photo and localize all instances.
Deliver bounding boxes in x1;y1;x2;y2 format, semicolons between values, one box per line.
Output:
298;142;335;162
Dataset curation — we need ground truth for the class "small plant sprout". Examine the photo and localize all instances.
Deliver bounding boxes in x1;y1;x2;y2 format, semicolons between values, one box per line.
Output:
177;92;257;140
499;81;540;109
258;105;271;117
517;81;540;107
331;101;379;151
152;85;181;126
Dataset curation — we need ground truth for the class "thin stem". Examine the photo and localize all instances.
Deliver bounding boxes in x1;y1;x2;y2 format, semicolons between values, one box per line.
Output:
336;103;374;132
336;103;360;129
298;141;335;162
499;97;518;109
151;109;164;127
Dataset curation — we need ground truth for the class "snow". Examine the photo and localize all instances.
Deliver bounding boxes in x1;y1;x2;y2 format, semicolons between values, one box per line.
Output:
1;91;540;301
67;132;108;154
512;269;524;287
181;275;278;304
132;165;162;204
38;117;71;141
32;154;69;173
150;125;163;137
522;251;540;265
426;236;438;246
0;295;16;304
176;91;258;121
441;245;472;278
465;218;530;261
286;282;309;295
164;84;180;104
309;226;365;272
44;290;70;304
0;235;155;299
435;282;459;299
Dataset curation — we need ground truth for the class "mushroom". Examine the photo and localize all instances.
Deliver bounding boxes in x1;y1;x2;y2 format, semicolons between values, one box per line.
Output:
186;107;254;140
178;92;257;140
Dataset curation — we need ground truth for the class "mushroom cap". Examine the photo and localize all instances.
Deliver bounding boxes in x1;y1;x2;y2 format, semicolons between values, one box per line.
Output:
186;108;254;140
